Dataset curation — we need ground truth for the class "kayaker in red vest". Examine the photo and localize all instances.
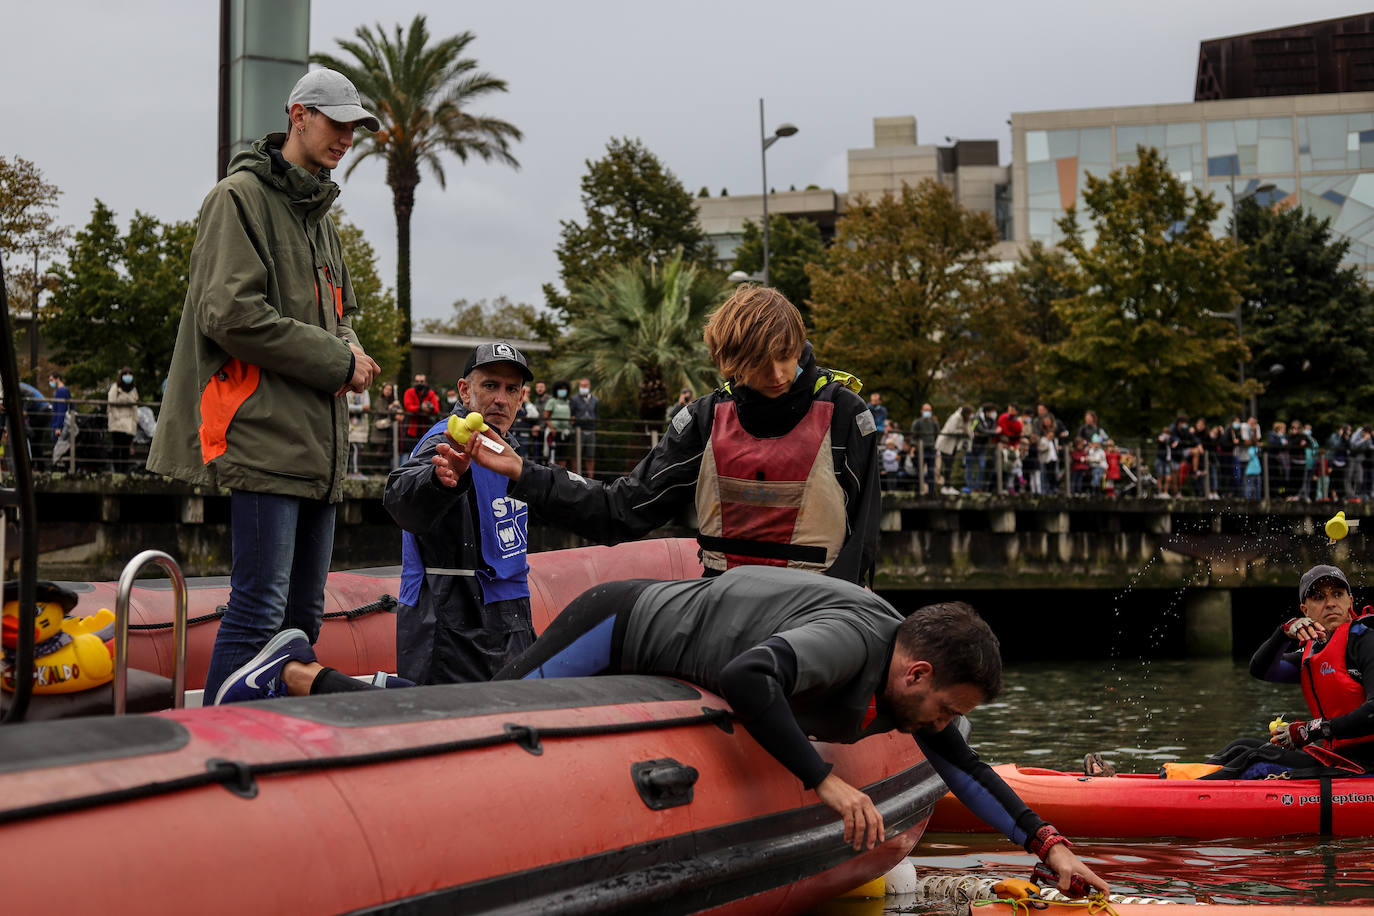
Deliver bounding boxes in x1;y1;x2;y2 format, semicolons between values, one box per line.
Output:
449;285;882;584
1251;564;1374;770
1083;563;1374;780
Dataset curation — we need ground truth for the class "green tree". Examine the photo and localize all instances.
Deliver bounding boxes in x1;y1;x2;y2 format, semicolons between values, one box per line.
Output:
1043;147;1249;433
959;241;1079;406
554;251;730;420
546;138;709;324
313;15;522;383
730;214;826;323
806;180;1001;421
334;209;405;386
0;156;70;373
44;201;194;393
417;295;540;340
1236;198;1374;429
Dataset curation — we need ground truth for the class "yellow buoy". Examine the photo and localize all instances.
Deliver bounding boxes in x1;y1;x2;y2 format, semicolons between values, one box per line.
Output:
1326;511;1349;541
837;876;885;899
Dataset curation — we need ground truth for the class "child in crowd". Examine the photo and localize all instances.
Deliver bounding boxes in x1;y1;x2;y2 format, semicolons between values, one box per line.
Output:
881;441;901;490
1103;439;1121;497
1022;429;1040;494
1087;435;1107;492
1314;447;1331;501
900;442;919;486
1005;439;1027;491
1244;443;1263;499
1069;437;1088;495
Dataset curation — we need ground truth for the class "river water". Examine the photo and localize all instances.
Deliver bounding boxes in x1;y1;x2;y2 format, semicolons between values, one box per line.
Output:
810;658;1374;914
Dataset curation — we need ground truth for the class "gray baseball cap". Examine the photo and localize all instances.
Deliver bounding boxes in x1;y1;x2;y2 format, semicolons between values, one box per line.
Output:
285;69;380;132
463;341;533;382
1298;564;1351;602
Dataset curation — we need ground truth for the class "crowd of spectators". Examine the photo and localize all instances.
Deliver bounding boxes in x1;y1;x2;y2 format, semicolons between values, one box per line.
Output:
869;398;1374;502
17;365;1374;505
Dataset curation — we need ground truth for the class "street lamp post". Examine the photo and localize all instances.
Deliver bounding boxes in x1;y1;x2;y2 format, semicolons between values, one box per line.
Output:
758;99;797;288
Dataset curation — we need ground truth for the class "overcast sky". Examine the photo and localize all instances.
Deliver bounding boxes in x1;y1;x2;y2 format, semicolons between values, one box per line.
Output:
5;1;1370;326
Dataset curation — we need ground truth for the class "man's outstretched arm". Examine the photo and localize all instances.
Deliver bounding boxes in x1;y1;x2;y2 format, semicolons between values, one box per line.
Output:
917;726;1108;895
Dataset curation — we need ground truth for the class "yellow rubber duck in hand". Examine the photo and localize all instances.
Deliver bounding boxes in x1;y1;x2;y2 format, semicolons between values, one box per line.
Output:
1;580;115;694
447;411;506;453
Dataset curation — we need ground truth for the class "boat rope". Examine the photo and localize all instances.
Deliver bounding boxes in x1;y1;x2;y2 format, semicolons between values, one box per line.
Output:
125;594;397;630
0;704;734;826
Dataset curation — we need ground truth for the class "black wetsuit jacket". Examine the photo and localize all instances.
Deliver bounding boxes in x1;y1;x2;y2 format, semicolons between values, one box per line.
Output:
508;343;881;584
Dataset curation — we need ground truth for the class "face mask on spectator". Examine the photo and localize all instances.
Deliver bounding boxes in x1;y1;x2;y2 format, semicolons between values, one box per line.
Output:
447;396;458;406
1232;422;1241;429
579;386;590;396
121;374;133;385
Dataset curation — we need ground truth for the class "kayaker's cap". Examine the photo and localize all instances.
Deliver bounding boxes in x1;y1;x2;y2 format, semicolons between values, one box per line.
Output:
463;341;533;382
1299;564;1350;602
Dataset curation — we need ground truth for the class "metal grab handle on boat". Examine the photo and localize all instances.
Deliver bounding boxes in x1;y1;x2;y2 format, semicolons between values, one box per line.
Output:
113;550;188;715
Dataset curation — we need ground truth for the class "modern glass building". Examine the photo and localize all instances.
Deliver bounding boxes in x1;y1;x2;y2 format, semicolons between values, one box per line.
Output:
1010;92;1374;281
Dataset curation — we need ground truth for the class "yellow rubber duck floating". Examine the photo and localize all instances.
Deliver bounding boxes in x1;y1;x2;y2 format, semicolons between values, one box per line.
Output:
1;580;116;694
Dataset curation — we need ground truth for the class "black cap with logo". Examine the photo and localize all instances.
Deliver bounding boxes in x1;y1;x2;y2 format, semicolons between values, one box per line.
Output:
463;341;533;382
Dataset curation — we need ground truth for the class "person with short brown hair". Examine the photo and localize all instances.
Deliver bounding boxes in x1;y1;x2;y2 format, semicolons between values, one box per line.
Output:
456;284;882;583
703;285;805;383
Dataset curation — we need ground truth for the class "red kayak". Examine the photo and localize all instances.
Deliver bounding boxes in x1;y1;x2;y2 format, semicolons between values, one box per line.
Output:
0;539;942;915
930;763;1374;838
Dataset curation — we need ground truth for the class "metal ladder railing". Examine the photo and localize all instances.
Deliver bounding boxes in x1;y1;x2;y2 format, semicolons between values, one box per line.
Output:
112;550;188;715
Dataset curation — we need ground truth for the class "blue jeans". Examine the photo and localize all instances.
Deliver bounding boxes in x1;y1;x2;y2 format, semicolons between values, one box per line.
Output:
965;448;985;491
202;490;337;700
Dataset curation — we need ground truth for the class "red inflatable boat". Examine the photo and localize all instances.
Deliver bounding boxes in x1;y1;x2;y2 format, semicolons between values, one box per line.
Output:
930;763;1374;838
0;539;945;915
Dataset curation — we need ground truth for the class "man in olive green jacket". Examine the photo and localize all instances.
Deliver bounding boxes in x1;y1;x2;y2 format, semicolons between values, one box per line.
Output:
148;69;382;702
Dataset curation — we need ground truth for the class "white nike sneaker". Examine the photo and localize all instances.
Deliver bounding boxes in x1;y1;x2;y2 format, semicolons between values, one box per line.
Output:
213;628;316;704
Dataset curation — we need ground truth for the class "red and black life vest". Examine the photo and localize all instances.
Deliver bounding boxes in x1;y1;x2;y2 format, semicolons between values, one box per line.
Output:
695;394;847;574
1300;611;1374;753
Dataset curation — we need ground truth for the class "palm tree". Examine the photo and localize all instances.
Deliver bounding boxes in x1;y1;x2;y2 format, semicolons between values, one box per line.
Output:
556;251;732;421
313;16;522;380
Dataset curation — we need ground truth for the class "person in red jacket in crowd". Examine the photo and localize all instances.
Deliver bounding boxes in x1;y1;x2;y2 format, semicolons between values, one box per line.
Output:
997;403;1023;449
403;373;441;453
1103;439;1122;497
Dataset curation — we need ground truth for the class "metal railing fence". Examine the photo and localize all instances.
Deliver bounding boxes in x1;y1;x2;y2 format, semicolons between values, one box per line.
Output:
8;399;1356;504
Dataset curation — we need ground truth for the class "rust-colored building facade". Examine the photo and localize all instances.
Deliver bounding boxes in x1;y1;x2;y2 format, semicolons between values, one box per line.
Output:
1196;14;1374;101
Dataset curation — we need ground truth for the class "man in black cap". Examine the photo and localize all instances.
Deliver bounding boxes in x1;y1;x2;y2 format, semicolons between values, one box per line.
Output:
1248;564;1374;769
382;341;540;683
1085;563;1374;779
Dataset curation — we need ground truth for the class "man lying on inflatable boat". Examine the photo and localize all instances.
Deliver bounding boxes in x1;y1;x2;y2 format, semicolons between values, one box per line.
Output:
216;566;1108;896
